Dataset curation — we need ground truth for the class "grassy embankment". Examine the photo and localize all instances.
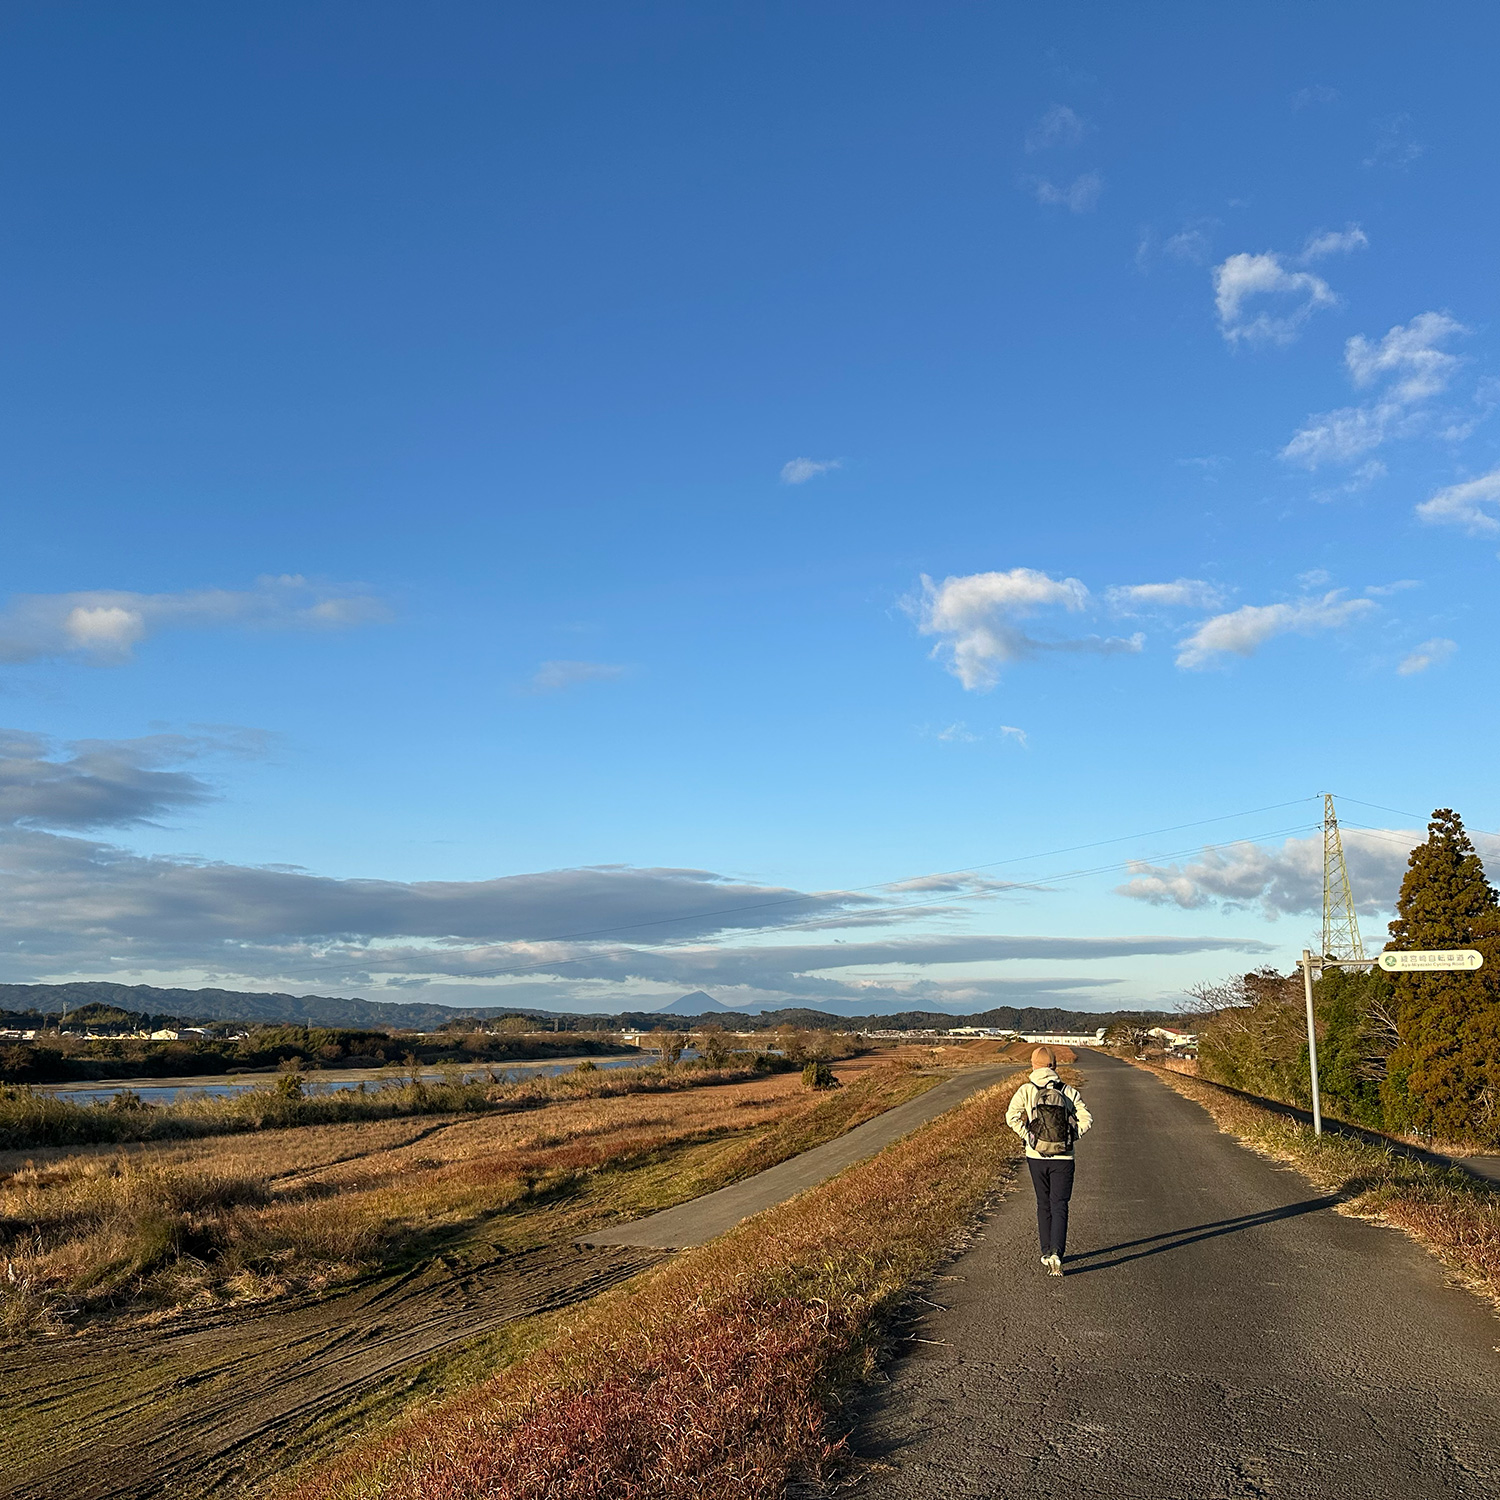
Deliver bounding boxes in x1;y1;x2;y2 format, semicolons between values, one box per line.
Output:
1;1059;939;1336
1134;1058;1500;1303
274;1069;1026;1500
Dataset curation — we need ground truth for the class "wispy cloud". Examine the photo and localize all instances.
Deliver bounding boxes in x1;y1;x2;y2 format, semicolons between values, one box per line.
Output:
1025;104;1086;152
526;660;629;693
1025;172;1103;213
1105;579;1224;612
1415;466;1500;534
911;568;1141;691
935;722;978;743
1292;84;1339;111
0;577;389;665
1363;113;1423;169
1283;312;1469;468
927;721;1029;749
1311;458;1387;502
1175;593;1375;669
1397;638;1456;675
1137;221;1219;272
1301;225;1369;259
779;457;841;485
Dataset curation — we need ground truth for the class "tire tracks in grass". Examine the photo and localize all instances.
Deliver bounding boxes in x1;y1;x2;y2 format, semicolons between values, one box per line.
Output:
0;1239;659;1500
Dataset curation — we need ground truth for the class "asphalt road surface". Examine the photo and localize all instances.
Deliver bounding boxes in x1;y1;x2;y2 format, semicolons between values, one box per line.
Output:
583;1066;1015;1250
848;1052;1500;1500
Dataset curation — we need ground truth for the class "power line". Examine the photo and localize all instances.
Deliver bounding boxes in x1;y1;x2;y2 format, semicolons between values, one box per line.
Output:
494;796;1323;949
428;818;1323;980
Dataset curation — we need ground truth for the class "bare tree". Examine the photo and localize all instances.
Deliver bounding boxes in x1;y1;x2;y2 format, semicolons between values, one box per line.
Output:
647;1028;686;1067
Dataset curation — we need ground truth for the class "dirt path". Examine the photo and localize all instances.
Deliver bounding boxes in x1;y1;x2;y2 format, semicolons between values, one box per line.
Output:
0;1238;659;1500
581;1065;1014;1250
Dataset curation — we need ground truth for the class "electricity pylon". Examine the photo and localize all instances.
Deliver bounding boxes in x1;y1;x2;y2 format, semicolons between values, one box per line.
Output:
1321;792;1364;961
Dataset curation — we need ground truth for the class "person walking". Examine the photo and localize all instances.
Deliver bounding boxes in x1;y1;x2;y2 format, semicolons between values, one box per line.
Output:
1005;1046;1092;1275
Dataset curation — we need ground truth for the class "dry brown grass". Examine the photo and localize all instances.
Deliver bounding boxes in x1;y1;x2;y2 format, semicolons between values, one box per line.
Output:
273;1070;1026;1500
1;1061;929;1336
1135;1059;1500;1305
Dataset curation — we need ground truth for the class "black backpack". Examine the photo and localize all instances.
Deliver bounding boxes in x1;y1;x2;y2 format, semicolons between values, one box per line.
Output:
1030;1079;1076;1156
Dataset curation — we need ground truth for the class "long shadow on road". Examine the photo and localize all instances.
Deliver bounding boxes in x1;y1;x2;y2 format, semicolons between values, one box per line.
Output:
1062;1195;1340;1276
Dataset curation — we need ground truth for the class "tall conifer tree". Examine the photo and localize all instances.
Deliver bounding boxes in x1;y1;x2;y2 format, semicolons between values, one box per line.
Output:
1382;809;1500;1141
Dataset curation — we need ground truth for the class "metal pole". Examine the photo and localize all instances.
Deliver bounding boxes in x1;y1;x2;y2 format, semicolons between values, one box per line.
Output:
1301;949;1322;1137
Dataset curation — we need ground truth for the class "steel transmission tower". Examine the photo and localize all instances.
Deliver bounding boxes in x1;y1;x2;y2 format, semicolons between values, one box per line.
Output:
1321;792;1364;961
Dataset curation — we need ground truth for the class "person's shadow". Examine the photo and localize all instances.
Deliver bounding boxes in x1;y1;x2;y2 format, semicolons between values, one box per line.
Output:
1061;1195;1340;1275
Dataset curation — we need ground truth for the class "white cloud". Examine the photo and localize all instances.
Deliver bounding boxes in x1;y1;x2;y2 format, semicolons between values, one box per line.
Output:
1105;579;1224;612
935;722;978;743
526;660;629;693
1363;579;1420;597
1025;104;1086;152
1282;312;1469;468
1301;225;1368;260
0;577;389;665
1027;172;1102;213
1397;638;1456;675
1212;251;1337;346
1116;827;1434;919
913;568;1140;691
998;725;1029;748
1345;312;1465;403
779;457;841;485
1175;593;1375;669
1415;467;1500;534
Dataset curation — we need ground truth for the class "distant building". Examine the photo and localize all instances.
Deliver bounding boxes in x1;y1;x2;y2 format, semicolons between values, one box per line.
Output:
947;1026;1019;1038
1146;1025;1197;1055
1020;1027;1108;1046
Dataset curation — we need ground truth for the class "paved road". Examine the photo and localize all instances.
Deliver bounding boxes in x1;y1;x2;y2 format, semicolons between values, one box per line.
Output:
580;1066;1015;1250
849;1052;1500;1500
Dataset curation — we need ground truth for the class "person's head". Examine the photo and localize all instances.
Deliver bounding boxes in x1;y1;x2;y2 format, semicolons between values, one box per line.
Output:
1031;1045;1056;1070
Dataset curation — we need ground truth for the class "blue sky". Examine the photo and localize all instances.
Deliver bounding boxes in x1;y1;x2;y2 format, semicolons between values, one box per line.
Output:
2;2;1497;1015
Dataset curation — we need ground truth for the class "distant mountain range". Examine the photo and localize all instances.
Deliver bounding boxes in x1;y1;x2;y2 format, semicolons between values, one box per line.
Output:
0;981;548;1032
0;980;1174;1034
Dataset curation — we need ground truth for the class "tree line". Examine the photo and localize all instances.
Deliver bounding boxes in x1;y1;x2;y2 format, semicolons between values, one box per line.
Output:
1189;808;1500;1147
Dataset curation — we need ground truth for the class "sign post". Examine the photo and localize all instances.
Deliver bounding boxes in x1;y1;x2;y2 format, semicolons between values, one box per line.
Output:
1301;948;1485;1139
1299;951;1323;1136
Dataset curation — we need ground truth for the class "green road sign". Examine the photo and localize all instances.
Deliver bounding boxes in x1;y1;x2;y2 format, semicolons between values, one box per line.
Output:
1377;948;1484;972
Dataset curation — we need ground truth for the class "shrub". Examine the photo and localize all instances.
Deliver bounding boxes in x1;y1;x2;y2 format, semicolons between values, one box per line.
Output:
801;1059;838;1091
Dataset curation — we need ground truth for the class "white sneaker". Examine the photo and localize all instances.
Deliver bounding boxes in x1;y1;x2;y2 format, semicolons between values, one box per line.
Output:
1046;1254;1063;1276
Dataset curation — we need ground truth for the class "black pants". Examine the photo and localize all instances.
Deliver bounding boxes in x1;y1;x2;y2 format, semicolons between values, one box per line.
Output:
1027;1157;1075;1257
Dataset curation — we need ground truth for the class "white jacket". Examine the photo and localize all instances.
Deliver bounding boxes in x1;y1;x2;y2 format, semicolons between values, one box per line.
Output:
1005;1068;1093;1161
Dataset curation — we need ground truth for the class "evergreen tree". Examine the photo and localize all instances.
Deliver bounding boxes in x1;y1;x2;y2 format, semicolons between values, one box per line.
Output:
1381;809;1500;1142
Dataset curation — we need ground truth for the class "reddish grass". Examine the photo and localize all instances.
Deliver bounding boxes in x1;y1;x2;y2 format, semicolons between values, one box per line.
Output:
276;1071;1027;1500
